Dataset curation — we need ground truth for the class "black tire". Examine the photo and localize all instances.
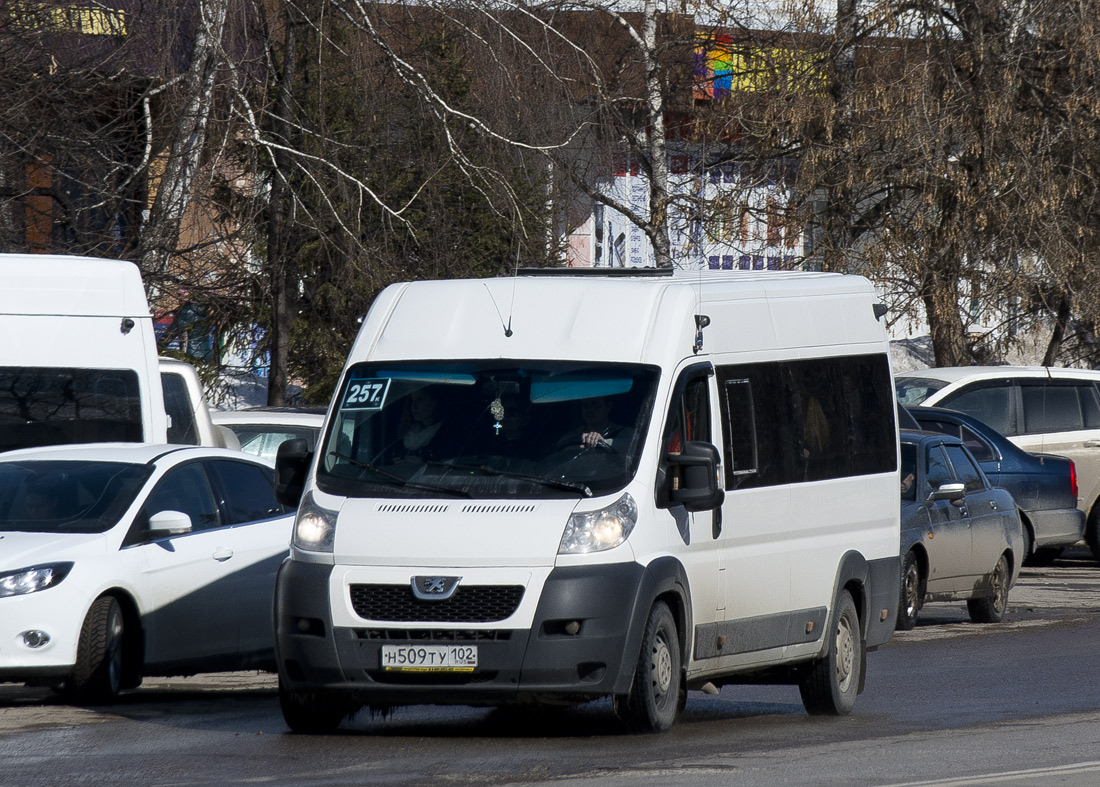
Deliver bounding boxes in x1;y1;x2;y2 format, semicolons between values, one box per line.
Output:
799;589;862;716
279;677;348;734
1020;524;1035;565
897;551;922;631
967;553;1010;623
69;596;125;705
1087;508;1100;562
613;601;683;733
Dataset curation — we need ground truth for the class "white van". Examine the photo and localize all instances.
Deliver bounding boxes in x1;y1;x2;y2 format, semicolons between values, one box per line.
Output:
0;254;166;451
272;269;901;733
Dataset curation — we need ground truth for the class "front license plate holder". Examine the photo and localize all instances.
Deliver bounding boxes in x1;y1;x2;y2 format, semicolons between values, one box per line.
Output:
381;644;478;672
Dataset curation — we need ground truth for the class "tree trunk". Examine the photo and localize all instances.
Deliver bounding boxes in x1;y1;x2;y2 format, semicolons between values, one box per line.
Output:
139;0;229;278
1042;297;1072;367
922;267;972;367
266;11;299;407
642;0;672;268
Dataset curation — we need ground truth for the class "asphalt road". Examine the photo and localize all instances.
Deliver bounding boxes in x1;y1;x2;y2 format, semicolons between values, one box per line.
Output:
3;547;1100;786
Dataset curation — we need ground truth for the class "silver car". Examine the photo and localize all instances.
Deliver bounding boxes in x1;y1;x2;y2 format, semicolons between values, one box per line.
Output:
898;430;1025;630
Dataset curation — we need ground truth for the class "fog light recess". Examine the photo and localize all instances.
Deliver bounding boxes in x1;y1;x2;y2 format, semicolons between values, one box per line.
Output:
21;630;51;648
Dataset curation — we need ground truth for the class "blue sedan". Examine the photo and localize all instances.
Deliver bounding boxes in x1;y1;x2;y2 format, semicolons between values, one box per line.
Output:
908;406;1085;564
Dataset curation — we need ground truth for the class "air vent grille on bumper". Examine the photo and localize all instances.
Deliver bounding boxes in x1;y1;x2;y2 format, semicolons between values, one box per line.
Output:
349;584;525;623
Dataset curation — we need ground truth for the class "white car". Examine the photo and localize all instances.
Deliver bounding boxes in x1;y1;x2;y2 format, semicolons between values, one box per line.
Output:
211;408;325;462
0;443;293;704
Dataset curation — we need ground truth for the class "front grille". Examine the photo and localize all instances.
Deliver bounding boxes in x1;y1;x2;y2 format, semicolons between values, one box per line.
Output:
349;583;524;623
355;629;513;642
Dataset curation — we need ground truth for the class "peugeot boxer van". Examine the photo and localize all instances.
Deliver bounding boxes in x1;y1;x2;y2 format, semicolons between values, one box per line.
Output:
273;268;901;733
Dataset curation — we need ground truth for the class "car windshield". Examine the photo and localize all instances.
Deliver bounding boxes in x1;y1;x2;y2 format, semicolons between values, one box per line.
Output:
895;376;948;407
0;460;152;533
316;360;660;499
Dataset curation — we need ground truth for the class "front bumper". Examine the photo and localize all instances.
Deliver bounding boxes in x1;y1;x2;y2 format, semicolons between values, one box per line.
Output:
274;558;650;706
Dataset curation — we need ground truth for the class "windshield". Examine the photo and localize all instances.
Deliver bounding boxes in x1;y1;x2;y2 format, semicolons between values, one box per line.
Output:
316;360;660;499
0;460;152;533
895;376;948;407
0;367;143;452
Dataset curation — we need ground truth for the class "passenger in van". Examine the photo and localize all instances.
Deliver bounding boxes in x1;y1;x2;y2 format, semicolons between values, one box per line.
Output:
396;387;450;462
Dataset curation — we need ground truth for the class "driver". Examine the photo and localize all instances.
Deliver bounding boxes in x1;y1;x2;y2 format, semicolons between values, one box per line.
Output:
571;396;628;450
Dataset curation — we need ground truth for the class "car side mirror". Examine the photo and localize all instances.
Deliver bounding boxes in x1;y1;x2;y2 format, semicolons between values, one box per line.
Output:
928;481;966;504
275;437;312;508
147;509;192;538
666;441;725;512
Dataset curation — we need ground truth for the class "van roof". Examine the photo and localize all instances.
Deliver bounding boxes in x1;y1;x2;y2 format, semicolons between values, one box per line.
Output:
359;268;884;366
0;254;150;318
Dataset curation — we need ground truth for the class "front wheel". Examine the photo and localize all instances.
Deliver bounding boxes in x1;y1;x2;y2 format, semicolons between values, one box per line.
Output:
799;589;862;715
967;553;1010;623
896;551;922;631
69;596;125;705
613;600;683;733
279;678;349;734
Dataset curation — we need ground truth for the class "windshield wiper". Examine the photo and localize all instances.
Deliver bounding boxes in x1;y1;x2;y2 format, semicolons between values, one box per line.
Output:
425;461;592;497
329;452;472;498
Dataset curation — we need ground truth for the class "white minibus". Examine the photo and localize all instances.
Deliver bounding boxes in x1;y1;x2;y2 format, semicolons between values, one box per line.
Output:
273;268;901;733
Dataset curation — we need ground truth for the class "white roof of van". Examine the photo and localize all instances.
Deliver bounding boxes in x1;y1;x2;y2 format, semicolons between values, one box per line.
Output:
0;254;150;317
358;268;883;367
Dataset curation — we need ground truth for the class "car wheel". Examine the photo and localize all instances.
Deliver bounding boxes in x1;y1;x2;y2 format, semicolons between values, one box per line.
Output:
279;677;348;734
1087;507;1100;562
613;600;683;733
69;596;125;705
967;553;1010;624
799;589;862;715
897;551;922;631
1020;524;1035;565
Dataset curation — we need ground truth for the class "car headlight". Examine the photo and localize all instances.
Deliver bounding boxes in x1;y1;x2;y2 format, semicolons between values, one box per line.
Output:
0;562;74;598
292;491;338;553
559;493;638;555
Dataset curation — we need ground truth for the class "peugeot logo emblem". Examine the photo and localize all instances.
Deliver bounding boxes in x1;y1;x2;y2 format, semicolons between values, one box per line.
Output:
411;575;461;600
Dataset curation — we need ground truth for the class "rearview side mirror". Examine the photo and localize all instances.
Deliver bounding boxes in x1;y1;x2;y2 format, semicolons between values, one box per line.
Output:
147;509;192;538
666;441;725;512
275;438;313;508
928;481;966;504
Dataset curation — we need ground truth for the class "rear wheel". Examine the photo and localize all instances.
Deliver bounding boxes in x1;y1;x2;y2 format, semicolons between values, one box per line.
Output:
279;678;348;734
1087;508;1100;562
613;601;683;733
69;596;125;705
799;589;862;715
897;551;922;631
967;554;1010;623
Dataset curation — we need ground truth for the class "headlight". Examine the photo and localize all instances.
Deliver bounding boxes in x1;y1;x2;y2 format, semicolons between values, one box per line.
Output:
559;493;638;554
0;562;74;598
292;491;338;553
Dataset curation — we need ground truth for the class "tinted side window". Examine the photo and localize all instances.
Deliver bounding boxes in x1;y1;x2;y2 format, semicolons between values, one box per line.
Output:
1022;383;1088;434
944;444;985;492
716;354;894;489
142;463;220;532
1083;384;1100;428
941;384;1017;436
206;459;286;525
162;372;198;445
